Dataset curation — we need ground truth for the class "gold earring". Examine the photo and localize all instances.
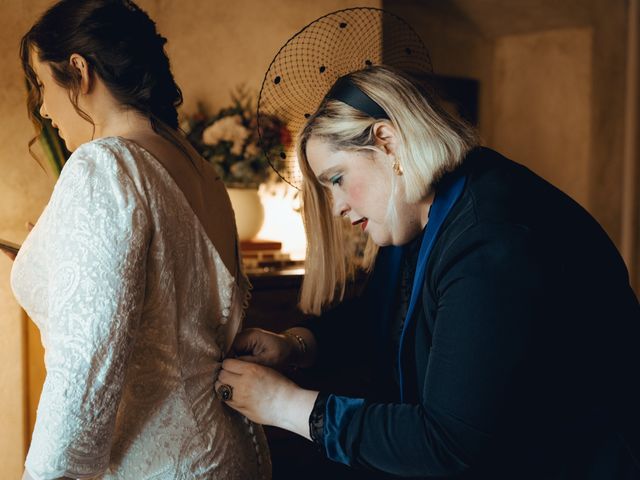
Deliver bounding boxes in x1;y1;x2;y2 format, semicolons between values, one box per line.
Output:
393;160;403;176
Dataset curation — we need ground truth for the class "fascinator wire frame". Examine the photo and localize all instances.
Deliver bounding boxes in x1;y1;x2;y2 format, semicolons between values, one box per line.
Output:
257;7;432;190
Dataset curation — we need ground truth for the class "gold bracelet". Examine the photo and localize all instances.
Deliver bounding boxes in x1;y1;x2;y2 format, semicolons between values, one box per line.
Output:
284;331;307;354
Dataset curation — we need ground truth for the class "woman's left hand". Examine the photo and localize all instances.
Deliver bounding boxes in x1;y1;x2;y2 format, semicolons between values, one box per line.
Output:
215;358;319;439
215;358;296;426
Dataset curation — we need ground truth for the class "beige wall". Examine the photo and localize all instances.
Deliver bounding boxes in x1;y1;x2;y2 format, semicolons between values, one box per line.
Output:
490;28;592;208
0;0;379;476
147;0;378;113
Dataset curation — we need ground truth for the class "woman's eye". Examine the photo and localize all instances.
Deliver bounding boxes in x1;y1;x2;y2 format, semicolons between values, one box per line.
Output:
330;174;343;186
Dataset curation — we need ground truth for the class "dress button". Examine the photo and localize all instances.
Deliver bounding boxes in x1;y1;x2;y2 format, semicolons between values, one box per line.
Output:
222;308;230;317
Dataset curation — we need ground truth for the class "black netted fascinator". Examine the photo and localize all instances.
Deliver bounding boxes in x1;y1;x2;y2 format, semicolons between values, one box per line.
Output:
257;7;432;189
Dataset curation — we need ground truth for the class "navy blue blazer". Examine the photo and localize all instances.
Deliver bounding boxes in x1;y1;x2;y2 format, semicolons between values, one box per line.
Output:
304;147;640;479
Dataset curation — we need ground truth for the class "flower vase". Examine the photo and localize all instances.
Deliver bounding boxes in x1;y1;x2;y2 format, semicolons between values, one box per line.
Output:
227;187;265;241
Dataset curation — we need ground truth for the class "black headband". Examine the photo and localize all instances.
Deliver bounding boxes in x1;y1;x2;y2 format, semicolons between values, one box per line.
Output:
325;76;389;120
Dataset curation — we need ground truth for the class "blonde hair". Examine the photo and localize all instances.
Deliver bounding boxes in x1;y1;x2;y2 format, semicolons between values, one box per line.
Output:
298;66;478;315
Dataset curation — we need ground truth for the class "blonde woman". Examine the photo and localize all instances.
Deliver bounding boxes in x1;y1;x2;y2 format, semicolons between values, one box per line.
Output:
218;65;640;479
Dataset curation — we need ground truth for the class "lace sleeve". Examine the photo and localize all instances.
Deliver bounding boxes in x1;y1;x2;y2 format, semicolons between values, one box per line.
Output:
25;141;151;480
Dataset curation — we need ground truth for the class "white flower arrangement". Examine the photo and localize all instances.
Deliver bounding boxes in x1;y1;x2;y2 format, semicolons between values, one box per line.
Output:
183;88;289;188
202;115;250;155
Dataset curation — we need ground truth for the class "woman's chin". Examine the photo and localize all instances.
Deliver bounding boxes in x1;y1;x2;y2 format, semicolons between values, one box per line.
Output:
369;229;392;247
62;137;76;152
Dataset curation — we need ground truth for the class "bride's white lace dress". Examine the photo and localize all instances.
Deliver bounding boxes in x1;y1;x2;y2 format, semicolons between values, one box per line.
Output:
11;137;271;480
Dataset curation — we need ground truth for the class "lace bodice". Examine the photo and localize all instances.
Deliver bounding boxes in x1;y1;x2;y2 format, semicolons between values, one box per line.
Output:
11;137;271;480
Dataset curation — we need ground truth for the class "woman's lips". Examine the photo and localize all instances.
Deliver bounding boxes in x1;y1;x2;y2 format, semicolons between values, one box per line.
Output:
352;218;368;231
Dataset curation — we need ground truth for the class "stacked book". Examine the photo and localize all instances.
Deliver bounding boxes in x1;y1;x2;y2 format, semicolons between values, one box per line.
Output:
240;240;304;274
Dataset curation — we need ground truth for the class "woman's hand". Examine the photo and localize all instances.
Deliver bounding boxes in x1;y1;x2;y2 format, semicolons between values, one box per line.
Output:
215;358;318;439
231;328;295;369
231;327;317;370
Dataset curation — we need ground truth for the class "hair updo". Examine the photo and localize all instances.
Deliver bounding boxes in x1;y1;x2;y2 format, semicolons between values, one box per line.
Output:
20;0;183;134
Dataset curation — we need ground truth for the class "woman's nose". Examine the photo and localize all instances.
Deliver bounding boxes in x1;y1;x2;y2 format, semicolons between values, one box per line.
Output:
39;103;49;119
332;198;349;218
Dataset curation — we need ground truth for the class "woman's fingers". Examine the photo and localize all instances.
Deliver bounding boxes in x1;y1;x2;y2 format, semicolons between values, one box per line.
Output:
217;366;242;384
216;360;255;407
231;328;296;369
231;328;267;355
215;359;296;426
233;355;263;364
222;357;255;374
230;329;275;364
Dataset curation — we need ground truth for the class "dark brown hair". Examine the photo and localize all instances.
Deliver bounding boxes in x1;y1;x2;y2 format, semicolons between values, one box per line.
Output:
20;0;183;150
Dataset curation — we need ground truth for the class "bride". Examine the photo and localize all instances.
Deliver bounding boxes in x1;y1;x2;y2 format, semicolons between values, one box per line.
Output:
10;1;270;478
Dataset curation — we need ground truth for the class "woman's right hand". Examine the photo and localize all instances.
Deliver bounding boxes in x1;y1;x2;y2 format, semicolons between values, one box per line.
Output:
231;328;298;370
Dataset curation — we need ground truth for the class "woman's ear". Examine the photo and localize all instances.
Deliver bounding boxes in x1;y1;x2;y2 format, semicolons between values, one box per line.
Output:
69;53;92;94
372;121;398;156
